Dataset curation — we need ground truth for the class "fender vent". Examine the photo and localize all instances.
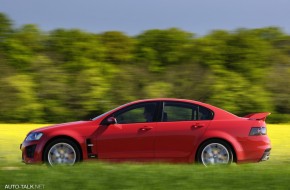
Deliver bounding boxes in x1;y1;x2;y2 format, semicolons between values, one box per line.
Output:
86;139;93;154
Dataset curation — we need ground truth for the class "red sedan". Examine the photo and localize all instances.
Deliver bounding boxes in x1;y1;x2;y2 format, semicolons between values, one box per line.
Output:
20;98;271;166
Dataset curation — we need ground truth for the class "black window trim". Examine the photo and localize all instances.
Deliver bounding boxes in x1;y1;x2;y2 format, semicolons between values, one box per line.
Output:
100;100;214;125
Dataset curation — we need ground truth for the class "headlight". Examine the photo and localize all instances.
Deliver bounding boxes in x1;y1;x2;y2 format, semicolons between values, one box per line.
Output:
25;132;43;141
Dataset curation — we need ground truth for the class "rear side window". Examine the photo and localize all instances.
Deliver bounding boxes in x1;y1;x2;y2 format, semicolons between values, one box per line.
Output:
163;102;214;122
198;105;214;120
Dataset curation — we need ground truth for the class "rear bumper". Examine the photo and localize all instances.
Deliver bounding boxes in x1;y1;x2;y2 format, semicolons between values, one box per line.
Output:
237;135;271;163
260;148;271;161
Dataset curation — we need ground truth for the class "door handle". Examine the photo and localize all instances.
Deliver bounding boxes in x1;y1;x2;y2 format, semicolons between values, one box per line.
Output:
139;127;153;131
192;124;205;129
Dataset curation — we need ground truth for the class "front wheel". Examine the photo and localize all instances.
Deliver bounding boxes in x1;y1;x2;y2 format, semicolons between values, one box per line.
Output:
197;139;233;166
44;138;81;166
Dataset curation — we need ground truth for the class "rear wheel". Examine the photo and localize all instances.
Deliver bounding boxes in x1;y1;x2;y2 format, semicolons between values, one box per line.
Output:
197;139;233;166
44;138;81;166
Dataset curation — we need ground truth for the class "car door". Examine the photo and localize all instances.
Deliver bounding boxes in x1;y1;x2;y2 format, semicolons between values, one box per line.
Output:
155;101;213;160
96;102;158;160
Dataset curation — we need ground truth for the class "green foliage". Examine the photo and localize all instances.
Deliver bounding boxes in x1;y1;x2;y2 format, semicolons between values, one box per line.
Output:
144;81;173;98
0;12;289;123
164;63;213;100
99;31;135;64
192;29;273;81
0;12;12;40
267;114;290;123
266;65;290;114
0;73;43;122
206;70;273;115
192;30;230;68
136;28;194;71
47;29;105;70
30;55;71;122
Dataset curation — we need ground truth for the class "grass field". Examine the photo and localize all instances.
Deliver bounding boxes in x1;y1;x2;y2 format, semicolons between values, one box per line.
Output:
0;124;290;190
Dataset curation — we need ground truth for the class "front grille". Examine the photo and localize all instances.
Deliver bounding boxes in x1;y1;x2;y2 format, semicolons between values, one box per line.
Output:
26;144;37;158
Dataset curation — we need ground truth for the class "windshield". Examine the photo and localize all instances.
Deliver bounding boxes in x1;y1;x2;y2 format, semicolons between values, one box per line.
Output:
92;102;130;121
92;110;112;121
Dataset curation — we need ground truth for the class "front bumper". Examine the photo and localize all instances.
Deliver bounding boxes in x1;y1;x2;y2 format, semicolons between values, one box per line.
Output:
20;141;44;164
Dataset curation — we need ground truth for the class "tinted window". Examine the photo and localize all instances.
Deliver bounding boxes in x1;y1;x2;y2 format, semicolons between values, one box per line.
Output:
115;102;157;124
198;105;214;120
163;102;213;121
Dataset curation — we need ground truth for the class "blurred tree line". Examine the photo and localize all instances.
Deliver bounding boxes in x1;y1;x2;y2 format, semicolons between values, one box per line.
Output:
0;13;289;123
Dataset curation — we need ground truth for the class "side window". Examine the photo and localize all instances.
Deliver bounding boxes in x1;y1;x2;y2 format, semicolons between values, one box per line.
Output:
163;102;214;121
115;102;157;124
198;105;214;120
163;102;197;121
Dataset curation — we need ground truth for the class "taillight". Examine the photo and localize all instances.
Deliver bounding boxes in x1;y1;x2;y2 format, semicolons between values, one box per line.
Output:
249;127;267;136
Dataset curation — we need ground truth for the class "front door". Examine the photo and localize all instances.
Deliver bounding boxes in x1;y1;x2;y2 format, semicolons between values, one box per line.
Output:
96;102;158;160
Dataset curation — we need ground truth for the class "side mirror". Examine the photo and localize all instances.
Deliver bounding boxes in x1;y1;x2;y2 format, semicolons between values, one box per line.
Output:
106;117;117;125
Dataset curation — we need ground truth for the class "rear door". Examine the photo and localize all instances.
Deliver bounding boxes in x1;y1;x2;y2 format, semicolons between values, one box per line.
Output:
155;101;213;160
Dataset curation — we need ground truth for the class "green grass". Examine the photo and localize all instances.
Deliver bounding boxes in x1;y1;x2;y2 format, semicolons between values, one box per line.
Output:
0;124;290;190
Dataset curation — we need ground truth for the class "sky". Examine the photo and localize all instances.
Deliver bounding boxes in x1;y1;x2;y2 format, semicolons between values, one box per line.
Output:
0;0;290;36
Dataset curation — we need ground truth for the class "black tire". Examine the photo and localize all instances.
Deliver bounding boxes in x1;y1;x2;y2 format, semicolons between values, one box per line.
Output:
197;139;233;166
43;138;81;166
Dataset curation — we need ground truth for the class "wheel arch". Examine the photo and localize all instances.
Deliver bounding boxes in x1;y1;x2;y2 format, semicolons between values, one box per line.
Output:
42;135;83;162
194;137;237;163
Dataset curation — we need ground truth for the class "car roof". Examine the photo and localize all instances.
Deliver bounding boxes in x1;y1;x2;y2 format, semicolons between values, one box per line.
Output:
129;98;210;107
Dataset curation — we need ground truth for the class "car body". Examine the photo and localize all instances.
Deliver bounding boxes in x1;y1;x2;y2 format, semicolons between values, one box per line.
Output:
20;98;271;166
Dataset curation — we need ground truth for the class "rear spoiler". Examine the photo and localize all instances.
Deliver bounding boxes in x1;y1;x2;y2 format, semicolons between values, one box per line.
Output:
243;112;271;121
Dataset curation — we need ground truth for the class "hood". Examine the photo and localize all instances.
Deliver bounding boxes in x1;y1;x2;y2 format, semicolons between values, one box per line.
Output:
32;120;96;135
